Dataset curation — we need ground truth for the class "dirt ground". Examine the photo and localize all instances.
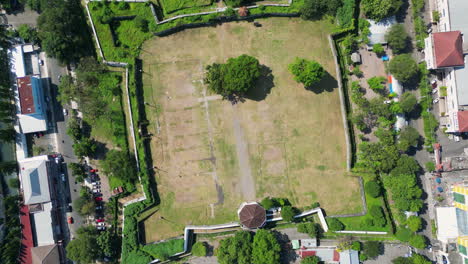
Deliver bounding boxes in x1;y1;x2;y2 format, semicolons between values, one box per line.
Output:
140;18;362;242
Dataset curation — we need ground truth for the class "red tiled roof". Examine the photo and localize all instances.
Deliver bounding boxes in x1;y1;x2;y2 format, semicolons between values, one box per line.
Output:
333;250;340;261
20;205;33;264
238;6;248;16
238;203;266;229
457;111;468;132
433;31;464;68
17;76;35;115
299;250;316;258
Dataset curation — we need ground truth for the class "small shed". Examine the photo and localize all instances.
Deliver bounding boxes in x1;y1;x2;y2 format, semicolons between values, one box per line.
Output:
238;6;249;17
292;240;300;250
238;202;266;229
351;52;361;64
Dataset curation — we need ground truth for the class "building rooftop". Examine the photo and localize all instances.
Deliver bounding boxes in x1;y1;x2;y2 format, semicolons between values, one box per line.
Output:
19;155;51;205
20;205;33;264
238;202;266;229
299;248;340;262
31;244;60;264
448;0;468;36
457;112;468;132
340;250;359;264
433;31;464;68
32;202;54;246
14;75;47;133
454;58;468;106
436;207;459;243
18;76;36;114
367;16;396;45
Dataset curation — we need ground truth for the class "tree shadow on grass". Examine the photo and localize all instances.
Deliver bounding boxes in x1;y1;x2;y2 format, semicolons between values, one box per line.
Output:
244;64;275;101
305;71;338;94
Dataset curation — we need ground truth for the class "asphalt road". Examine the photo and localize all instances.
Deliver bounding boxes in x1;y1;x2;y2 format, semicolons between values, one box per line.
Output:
43;56;84;239
4;6;38;28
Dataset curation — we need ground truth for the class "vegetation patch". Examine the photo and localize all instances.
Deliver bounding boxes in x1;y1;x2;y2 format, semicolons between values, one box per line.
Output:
142;239;184;260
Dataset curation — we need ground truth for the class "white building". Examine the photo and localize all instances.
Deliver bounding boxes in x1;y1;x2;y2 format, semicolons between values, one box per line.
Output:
425;0;468;133
18;155;57;247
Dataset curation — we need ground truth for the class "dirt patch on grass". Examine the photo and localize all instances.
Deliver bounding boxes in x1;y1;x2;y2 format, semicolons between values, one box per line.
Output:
141;18;361;241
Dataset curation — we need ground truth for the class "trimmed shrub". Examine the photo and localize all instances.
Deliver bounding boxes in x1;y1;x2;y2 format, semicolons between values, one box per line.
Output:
396;227;412;242
281;206;297;222
327;218;345;231
365;180;382;198
192;242;208;257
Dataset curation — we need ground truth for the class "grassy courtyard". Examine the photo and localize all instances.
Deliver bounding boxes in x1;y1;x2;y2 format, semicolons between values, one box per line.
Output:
140;18;362;242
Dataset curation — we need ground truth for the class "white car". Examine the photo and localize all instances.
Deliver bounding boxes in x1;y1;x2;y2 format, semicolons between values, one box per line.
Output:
63;109;68;116
61;174;66;182
92;189;101;193
97;222;106;227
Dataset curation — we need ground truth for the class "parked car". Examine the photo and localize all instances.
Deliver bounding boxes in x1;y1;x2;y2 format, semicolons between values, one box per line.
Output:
90;169;99;173
97;222;106;227
92;181;101;186
95;205;103;210
63;108;68;116
92;189;101;194
95;197;103;202
61;174;66;182
97;226;106;231
67;205;73;212
39;59;44;66
96;218;105;223
67;216;74;224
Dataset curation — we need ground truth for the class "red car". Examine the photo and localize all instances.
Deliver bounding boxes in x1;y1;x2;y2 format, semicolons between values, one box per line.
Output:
95;197;103;201
67;216;74;224
90;169;99;173
96;218;105;223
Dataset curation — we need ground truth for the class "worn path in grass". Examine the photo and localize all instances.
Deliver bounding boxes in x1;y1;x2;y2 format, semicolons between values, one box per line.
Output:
232;104;256;201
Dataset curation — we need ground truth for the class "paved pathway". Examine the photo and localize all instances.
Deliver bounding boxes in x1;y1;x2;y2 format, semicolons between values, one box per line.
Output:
232;104;255;201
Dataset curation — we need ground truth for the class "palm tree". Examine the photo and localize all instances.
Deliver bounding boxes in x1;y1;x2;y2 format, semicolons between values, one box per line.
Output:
0;126;16;142
0;161;17;175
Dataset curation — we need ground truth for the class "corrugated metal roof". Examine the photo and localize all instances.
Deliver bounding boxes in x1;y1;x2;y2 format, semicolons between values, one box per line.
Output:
454;62;468;106
19;155;51;205
448;0;468;36
436;207;459;243
32;202;55;246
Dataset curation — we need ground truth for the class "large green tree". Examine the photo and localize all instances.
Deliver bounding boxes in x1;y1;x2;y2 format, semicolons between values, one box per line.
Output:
361;0;402;21
386;24;409;54
358;142;399;173
217;231;253;264
205;54;261;99
398;126;420;152
66;226;100;263
288;57;325;88
37;0;93;64
300;0;342;20
388;54;419;83
301;256;321;264
252;229;281;264
400;92;418;113
101;150;137;184
406;216;422;232
363;241;381;259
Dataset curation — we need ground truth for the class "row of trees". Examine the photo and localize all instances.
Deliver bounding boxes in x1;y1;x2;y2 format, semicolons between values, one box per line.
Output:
205;55;326;101
217;230;281;264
